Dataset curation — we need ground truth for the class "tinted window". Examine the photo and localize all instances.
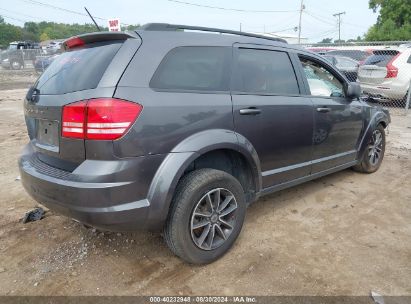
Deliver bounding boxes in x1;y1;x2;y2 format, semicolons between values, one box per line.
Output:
364;50;399;67
408;54;411;64
234;49;299;95
35;41;122;95
150;47;231;92
300;57;344;97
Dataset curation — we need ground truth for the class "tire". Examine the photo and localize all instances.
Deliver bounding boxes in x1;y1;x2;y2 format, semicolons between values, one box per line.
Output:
164;168;246;264
400;90;410;109
10;60;22;70
353;124;386;173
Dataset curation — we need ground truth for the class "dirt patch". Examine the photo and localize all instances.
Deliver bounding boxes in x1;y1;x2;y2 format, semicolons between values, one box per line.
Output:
0;68;38;91
0;73;410;296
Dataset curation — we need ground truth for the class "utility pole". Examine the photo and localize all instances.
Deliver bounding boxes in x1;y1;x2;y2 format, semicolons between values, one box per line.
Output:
298;0;304;44
333;11;346;42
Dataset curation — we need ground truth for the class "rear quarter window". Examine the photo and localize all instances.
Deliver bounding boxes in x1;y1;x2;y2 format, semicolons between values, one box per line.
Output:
150;46;231;92
35;41;122;95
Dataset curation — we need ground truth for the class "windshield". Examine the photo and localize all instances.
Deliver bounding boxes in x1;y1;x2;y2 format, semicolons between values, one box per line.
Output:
35;41;122;95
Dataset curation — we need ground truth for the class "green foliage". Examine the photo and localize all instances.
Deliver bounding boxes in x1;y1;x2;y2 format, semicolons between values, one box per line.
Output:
319;37;333;43
366;0;411;41
0;17;140;48
0;20;23;48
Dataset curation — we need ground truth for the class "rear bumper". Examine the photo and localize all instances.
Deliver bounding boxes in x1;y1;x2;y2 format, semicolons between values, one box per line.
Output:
360;82;408;101
18;143;166;231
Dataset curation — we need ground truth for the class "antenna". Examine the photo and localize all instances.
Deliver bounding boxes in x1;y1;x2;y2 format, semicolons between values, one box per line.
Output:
84;7;101;31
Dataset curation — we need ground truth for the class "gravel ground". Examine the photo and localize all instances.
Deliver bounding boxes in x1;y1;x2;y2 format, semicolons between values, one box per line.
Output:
0;69;410;296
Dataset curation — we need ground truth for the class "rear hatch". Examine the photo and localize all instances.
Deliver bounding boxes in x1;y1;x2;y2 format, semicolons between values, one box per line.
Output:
24;32;141;170
358;50;400;84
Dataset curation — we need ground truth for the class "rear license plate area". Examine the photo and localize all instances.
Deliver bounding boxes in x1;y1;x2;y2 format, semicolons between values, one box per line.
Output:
35;119;59;152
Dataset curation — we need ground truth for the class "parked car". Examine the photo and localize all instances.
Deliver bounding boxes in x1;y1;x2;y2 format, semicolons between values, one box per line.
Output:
19;24;390;264
1;41;41;70
323;55;360;82
306;47;336;55
358;48;411;103
46;41;63;55
325;49;373;64
34;54;60;73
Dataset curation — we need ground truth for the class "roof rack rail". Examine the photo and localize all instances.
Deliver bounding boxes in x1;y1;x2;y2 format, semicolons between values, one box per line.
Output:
140;23;288;44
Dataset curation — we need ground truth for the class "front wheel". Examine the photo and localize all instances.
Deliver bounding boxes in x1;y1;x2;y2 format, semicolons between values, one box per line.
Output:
164;168;246;264
353;124;386;173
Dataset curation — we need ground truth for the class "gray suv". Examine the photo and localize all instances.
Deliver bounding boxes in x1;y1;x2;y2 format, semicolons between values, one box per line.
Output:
19;24;390;264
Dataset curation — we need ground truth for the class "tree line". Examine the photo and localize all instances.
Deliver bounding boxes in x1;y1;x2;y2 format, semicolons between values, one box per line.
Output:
0;16;140;48
0;0;410;48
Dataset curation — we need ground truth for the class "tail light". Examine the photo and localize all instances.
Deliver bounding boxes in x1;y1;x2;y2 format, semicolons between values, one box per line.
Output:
62;98;142;140
64;37;85;50
385;53;401;78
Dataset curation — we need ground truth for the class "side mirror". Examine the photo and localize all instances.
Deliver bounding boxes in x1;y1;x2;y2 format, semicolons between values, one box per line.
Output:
346;82;361;99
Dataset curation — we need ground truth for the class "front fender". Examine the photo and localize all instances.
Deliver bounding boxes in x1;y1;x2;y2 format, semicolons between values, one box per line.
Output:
145;129;262;230
357;107;390;161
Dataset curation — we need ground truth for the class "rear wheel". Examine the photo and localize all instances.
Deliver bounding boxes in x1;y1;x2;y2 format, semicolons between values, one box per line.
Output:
353;124;386;173
164;168;246;264
10;60;22;70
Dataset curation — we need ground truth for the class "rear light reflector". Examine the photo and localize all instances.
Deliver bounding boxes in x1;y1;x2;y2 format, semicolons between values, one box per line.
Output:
62;98;142;140
385;53;400;78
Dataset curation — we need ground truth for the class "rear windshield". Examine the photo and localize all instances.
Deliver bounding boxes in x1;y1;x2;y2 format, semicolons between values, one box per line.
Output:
364;50;399;67
35;41;122;95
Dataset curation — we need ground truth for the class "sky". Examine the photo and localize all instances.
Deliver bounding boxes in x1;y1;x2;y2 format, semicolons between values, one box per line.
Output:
1;0;379;42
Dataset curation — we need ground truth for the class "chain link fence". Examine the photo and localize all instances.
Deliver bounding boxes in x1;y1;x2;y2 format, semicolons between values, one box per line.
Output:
300;41;411;115
1;40;410;116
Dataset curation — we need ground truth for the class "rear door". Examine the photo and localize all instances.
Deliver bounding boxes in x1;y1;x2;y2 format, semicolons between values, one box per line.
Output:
296;54;364;173
231;44;314;189
24;34;140;169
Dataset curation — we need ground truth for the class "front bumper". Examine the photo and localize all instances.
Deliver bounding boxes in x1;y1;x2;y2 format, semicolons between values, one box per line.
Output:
18;143;165;231
361;82;408;101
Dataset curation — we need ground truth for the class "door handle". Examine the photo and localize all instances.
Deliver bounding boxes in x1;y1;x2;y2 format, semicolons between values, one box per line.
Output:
239;108;261;115
316;107;331;113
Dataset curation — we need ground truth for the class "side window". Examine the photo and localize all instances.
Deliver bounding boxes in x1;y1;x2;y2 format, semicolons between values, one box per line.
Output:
150;46;231;92
299;57;344;97
407;54;411;64
233;48;300;95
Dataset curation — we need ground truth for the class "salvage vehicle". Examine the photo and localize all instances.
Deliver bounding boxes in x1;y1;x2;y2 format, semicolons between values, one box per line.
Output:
1;41;41;70
358;48;411;104
19;24;390;264
323;55;360;82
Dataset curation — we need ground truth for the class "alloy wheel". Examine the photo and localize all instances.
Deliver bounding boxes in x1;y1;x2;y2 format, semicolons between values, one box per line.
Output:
190;188;238;251
368;129;383;166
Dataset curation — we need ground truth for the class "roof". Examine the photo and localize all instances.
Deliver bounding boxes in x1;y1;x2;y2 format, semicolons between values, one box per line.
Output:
136;23;289;46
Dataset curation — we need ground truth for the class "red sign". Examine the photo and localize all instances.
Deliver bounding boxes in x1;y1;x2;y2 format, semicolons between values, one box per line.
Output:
108;19;121;32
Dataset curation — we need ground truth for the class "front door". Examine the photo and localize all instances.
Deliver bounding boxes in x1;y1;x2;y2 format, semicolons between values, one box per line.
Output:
231;45;314;189
297;55;364;173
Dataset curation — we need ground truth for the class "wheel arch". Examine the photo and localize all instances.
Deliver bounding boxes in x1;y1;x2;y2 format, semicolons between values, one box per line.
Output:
145;129;262;230
357;109;389;162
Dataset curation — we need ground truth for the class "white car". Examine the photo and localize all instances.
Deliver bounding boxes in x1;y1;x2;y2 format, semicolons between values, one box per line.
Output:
358;47;411;103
